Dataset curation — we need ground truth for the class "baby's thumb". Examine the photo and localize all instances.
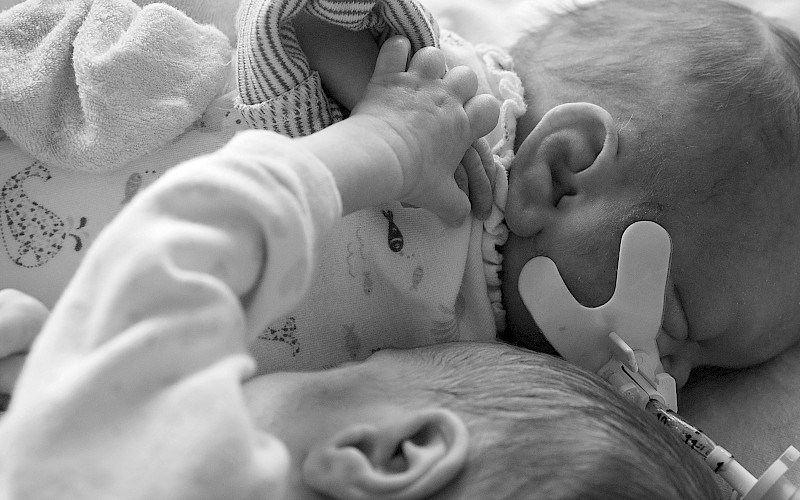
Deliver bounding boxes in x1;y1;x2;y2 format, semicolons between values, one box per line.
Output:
430;185;471;226
374;36;411;76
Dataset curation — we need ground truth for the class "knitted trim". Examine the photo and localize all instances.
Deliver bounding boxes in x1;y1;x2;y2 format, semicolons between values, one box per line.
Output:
477;43;527;334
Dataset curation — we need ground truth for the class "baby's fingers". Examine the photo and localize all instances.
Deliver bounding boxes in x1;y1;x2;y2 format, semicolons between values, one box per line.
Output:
461;138;495;220
407;46;447;79
464;93;500;142
474;137;496;188
374;36;411;76
429;183;472;226
443;65;479;103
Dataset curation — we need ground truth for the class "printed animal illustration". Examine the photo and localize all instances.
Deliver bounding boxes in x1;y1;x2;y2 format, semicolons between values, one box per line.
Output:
1;162;87;267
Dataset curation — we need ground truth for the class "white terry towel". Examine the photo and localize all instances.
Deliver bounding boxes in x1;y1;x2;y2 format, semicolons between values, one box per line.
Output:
0;0;232;172
134;0;240;42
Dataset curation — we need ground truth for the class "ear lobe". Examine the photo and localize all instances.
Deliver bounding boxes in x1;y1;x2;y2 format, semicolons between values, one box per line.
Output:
302;409;469;500
661;354;693;389
660;339;703;388
506;102;618;237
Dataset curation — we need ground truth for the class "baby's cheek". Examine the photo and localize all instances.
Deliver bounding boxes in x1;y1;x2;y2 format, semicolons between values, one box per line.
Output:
547;239;619;310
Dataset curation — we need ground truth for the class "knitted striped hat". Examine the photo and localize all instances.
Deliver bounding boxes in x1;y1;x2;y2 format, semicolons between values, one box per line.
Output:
236;0;439;137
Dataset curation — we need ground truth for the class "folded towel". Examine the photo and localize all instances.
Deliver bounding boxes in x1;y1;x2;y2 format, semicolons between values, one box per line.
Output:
0;0;232;172
133;0;241;42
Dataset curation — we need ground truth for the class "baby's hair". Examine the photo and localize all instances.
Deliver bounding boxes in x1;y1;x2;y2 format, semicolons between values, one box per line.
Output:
512;0;800;171
394;342;722;500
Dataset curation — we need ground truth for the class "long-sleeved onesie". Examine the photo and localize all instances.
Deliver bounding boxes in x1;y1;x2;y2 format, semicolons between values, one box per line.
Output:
0;130;340;499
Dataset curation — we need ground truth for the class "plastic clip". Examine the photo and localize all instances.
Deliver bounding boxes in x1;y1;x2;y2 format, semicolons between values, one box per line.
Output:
736;446;800;500
598;332;677;410
518;221;678;410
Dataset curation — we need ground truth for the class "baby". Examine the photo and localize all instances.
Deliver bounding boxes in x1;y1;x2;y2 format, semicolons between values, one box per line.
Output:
234;0;800;389
501;0;800;387
0;38;720;500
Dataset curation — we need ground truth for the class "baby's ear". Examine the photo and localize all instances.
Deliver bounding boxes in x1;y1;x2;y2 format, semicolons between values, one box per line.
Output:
302;408;469;500
506;102;618;237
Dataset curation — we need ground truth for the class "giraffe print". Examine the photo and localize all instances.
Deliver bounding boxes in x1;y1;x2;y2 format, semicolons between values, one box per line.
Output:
1;162;88;268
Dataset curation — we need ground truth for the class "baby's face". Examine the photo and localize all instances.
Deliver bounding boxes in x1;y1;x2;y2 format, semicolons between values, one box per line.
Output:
502;103;800;376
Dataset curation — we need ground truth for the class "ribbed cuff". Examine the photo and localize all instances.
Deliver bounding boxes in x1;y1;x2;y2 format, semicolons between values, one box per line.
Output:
236;72;342;136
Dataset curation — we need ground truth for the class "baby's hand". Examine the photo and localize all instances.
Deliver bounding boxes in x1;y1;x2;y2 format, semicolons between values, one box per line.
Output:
351;36;500;224
456;137;496;220
0;289;48;394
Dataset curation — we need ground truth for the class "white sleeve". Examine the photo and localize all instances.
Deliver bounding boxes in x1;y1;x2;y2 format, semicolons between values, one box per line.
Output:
0;130;342;500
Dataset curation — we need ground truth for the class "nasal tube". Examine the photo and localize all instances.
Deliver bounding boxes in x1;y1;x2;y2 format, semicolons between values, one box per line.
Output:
647;399;800;500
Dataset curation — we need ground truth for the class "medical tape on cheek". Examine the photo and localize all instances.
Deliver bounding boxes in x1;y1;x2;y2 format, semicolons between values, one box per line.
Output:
517;220;676;409
517;220;800;500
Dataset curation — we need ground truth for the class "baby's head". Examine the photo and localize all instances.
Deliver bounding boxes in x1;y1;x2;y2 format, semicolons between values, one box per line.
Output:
501;0;800;385
244;342;720;499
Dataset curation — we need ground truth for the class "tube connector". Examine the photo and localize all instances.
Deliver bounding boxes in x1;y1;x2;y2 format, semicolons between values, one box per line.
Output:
737;447;800;500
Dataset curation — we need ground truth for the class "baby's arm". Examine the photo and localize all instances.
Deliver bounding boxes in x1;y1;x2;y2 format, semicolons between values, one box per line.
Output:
284;4;498;218
299;36;499;221
0;39;496;499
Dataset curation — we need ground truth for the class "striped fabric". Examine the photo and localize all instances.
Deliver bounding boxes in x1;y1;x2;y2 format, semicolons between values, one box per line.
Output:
236;0;439;136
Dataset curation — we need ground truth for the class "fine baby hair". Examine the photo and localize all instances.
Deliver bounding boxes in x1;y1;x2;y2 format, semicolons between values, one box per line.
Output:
385;341;722;500
512;0;800;163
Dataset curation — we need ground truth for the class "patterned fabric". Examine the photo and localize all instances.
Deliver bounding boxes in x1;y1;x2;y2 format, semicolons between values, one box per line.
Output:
0;90;249;307
0;1;248;307
236;0;438;135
